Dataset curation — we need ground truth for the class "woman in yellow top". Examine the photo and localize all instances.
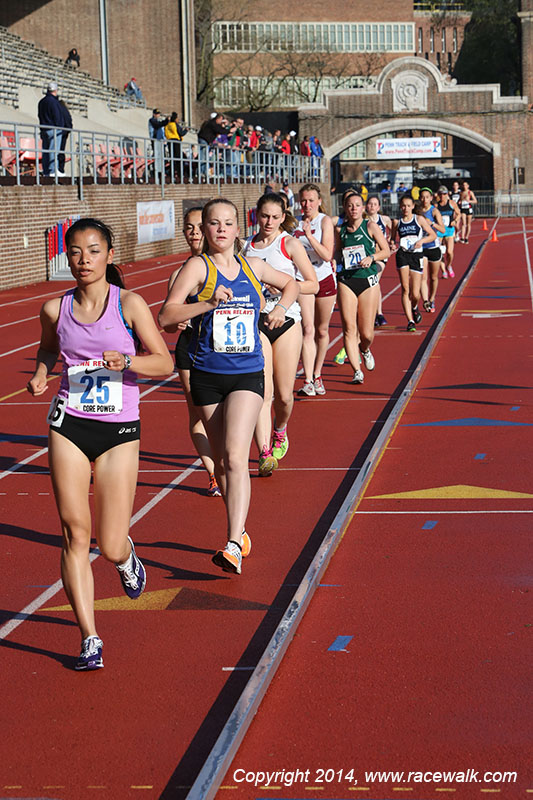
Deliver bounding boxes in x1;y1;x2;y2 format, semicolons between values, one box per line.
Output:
165;112;185;178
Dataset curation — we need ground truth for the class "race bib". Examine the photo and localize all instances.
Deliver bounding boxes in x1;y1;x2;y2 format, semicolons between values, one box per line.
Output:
461;200;470;209
342;244;366;269
47;394;66;428
400;235;421;252
213;307;255;353
441;214;451;227
67;359;123;414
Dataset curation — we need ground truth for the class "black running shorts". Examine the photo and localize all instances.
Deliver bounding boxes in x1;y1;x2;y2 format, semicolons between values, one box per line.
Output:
190;368;264;406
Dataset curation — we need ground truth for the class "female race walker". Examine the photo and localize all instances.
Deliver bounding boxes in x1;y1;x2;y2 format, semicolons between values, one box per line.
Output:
417;187;446;314
450;180;461;241
390;194;437;332
166;207;221;496
27;218;173;670
366;194;392;327
335;192;390;384
243;193;318;476
459;180;477;243
158;198;298;575
293;183;335;396
436;185;461;278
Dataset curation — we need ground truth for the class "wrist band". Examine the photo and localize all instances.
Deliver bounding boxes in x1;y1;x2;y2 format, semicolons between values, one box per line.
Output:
277;303;288;312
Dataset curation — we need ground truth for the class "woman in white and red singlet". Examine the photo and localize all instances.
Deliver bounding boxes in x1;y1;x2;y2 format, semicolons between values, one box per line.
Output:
27;218;173;671
293;183;335;397
243;193;318;476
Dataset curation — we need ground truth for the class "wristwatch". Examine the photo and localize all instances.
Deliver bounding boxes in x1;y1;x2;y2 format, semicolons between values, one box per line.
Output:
122;354;132;371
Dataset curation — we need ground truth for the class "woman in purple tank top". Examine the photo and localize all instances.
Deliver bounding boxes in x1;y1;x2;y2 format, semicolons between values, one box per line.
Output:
27;218;173;671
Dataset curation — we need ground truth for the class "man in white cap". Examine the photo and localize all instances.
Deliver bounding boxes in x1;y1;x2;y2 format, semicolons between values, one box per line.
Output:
38;82;65;176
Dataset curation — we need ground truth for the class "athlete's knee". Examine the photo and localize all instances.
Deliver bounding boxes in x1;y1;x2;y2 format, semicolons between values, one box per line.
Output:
99;539;131;564
61;522;91;553
224;448;248;475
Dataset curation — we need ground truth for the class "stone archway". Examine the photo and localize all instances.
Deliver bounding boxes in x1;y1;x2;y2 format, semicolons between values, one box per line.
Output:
298;56;531;193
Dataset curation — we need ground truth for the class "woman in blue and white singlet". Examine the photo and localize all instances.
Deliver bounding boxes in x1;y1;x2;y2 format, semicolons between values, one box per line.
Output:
436;185;461;278
417;188;446;314
390;194;438;332
159;198;298;576
366;194;392;327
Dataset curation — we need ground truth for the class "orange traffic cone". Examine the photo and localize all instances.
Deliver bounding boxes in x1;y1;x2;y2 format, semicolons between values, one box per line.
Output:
490;228;498;242
482;219;488;231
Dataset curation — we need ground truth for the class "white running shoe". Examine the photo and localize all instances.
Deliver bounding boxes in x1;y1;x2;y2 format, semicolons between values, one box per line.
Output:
298;380;316;396
360;349;375;371
313;376;326;395
352;369;364;384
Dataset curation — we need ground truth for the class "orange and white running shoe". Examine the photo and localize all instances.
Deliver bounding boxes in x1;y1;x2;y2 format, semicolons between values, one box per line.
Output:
212;540;242;574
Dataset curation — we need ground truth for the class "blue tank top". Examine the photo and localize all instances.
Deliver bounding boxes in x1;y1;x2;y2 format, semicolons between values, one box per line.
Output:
422;207;440;251
188;253;264;374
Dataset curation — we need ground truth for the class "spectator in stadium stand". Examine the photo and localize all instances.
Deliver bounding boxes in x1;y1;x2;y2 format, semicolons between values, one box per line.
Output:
58;98;73;175
124;77;144;102
282;181;295;208
310;136;323;178
289;130;299;155
300;135;311;157
281;134;291;155
165;112;187;178
38;81;64;177
148;108;169;179
228;117;245;179
198;113;228;147
381;181;392;195
272;129;283;153
65;47;80;67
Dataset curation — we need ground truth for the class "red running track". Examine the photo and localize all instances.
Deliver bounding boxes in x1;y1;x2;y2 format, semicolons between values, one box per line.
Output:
0;220;530;800
215;218;533;800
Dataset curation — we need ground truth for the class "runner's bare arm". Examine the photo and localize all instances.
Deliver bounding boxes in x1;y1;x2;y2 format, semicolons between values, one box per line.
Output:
27;298;61;396
113;291;174;376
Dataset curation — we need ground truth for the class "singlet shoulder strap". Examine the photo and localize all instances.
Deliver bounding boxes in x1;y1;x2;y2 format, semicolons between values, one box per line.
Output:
236;253;263;298
197;253;218;303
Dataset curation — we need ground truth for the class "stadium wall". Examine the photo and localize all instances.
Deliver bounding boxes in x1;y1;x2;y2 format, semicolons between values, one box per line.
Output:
0;182;329;290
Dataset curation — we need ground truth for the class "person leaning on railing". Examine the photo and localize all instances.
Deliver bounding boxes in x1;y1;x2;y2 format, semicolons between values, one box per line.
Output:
165;112;187;179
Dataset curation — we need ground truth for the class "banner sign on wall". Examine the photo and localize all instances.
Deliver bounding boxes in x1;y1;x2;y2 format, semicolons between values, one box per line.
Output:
137;201;175;244
376;137;442;159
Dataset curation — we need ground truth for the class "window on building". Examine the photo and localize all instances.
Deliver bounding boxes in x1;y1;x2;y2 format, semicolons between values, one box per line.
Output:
214;75;378;109
429;28;434;54
214;21;415;53
418;27;423;53
339;141;367;160
441;28;446;52
453;28;458;54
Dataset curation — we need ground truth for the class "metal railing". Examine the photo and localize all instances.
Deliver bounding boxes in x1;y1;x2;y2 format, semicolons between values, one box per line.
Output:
334;189;533;219
0;120;324;198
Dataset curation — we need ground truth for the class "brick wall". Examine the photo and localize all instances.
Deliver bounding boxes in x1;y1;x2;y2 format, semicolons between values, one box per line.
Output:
0;180;330;290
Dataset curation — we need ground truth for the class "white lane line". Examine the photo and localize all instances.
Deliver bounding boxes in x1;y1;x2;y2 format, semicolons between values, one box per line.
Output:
0;459;202;643
0;447;48;481
356;509;533;514
0;339;40;358
0;314;39;329
0;257;186;310
521;216;533;313
0;375;179;480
